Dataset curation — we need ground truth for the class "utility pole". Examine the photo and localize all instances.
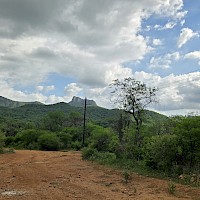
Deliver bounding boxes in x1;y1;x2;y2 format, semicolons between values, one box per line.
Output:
82;97;87;147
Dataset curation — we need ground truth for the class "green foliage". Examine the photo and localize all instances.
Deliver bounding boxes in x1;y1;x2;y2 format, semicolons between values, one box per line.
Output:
122;127;141;160
93;151;117;164
90;126;119;152
62;127;82;142
123;169;131;184
0;131;5;153
168;181;176;194
71;141;82;150
82;147;98;160
143;134;180;173
67;112;83;127
82;148;116;164
41;111;66;132
56;132;72;149
174;116;200;168
38;133;61;151
14;129;43;149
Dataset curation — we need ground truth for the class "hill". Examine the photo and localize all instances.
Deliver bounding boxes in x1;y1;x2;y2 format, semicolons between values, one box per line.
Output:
0;96;168;125
0;96;43;108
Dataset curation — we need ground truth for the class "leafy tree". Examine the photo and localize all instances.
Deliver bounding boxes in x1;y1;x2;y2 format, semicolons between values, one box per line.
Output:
111;78;158;158
42;111;66;132
174;116;200;168
2;118;25;137
67;112;83;127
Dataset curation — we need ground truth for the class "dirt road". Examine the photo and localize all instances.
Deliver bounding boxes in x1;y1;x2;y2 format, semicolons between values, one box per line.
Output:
0;150;199;200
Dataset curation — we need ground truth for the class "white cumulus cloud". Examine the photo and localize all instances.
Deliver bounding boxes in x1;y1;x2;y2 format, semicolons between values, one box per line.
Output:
177;28;199;48
150;52;180;69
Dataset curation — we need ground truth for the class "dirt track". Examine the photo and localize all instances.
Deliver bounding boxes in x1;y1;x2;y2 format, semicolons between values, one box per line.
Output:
0;150;199;200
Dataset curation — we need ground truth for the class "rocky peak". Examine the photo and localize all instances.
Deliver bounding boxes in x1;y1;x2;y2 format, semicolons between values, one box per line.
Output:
68;96;97;107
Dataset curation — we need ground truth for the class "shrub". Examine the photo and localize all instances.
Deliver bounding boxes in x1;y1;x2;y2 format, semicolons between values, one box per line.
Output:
82;147;98;160
123;169;131;184
93;151;117;164
143;134;180;173
168;181;176;194
38;133;60;151
62;127;82;142
91;127;119;152
15;129;44;149
57;132;72;149
71;141;82;150
82;147;116;164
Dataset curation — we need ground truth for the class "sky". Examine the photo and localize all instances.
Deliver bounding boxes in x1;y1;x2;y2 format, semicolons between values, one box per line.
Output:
0;0;200;116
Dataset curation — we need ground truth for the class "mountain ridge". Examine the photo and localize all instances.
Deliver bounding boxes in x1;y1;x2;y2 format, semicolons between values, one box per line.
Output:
0;96;98;108
0;96;168;125
0;96;43;108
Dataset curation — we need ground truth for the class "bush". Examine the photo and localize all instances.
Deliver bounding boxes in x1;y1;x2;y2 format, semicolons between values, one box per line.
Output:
143;134;180;173
92;151;117;164
57;132;72;149
14;129;44;149
62;127;82;142
82;147;98;160
38;133;61;151
82;147;116;164
91;126;119;152
71;141;82;150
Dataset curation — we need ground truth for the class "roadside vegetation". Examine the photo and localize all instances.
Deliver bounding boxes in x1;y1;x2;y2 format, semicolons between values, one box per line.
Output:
0;78;199;187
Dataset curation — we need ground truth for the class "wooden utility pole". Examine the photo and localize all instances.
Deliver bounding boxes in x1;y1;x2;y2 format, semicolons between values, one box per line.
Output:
82;97;87;147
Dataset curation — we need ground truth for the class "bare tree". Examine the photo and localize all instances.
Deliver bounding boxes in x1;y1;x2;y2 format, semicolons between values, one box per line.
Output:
111;78;158;151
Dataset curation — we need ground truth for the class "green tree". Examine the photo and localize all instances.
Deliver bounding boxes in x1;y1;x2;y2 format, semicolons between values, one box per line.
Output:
174;116;200;169
111;78;158;159
42;111;65;132
68;112;83;127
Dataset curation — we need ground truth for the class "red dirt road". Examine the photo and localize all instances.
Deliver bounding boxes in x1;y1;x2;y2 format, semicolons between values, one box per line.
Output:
0;150;199;200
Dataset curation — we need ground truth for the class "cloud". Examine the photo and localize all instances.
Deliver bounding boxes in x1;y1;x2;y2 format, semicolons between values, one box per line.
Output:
36;85;55;93
132;71;200;111
177;28;199;48
150;52;180;69
64;83;82;97
154;21;177;30
152;38;162;46
185;51;200;60
0;0;187;88
153;0;187;20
